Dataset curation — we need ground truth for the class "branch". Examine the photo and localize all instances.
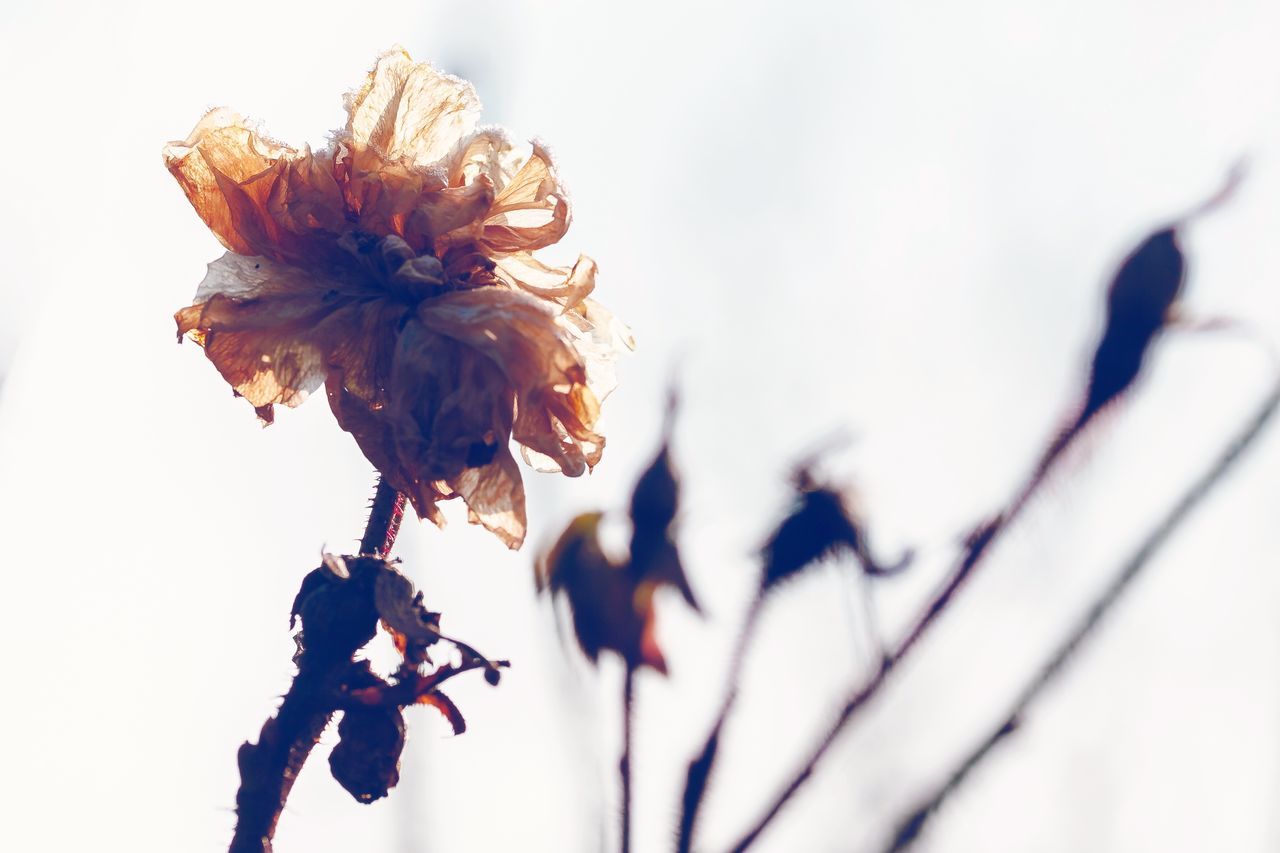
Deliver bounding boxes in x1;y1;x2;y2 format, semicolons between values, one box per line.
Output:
229;654;346;852
882;377;1280;852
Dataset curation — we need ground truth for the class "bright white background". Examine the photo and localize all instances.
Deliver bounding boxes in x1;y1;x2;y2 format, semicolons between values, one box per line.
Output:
2;2;1279;852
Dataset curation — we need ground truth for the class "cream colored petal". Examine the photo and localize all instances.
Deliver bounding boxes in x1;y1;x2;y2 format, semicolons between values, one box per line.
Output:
345;49;481;169
479;142;570;253
493;252;597;308
454;443;527;549
176;253;407;419
448;129;520;189
559;296;635;405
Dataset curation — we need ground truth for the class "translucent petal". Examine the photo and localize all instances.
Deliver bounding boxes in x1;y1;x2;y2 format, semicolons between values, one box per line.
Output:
344;48;481;168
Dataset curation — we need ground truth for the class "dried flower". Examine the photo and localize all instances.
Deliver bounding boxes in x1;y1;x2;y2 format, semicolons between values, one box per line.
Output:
165;49;631;548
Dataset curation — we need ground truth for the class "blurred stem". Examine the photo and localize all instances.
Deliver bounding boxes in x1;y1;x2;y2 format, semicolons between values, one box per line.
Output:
881;377;1280;852
622;665;636;853
728;378;1280;852
721;474;1028;850
361;475;407;557
676;594;766;853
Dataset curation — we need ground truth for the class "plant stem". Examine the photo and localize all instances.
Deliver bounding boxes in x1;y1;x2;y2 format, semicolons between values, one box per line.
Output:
229;660;337;852
882;378;1280;852
229;483;408;852
728;378;1280;853
361;475;407;557
676;594;766;853
622;665;636;853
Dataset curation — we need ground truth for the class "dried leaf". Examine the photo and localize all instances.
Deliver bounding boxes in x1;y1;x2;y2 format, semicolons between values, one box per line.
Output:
417;690;467;735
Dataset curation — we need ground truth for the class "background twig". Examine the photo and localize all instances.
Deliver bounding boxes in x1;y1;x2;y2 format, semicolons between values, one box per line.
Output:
882;378;1280;852
622;666;636;853
677;596;765;853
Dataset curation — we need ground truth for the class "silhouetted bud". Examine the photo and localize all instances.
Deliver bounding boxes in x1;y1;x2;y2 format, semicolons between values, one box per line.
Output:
329;704;406;804
628;440;700;613
762;471;910;589
1080;227;1185;426
484;667;502;686
290;556;384;665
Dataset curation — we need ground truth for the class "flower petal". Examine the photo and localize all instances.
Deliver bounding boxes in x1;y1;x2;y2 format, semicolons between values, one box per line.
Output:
479;142;570;253
415;289;604;477
178;253;410;419
164;109;345;264
493;252;597;308
345;49;481;169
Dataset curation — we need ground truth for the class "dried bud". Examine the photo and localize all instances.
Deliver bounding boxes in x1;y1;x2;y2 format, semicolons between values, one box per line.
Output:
329;705;406;804
1080;227;1185;427
628;438;700;613
762;472;910;589
290;556;384;664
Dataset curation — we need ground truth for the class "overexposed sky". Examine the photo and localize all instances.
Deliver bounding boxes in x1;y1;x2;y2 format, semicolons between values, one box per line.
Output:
2;2;1280;852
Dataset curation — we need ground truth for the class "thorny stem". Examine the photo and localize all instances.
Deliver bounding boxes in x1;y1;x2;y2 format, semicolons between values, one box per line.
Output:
229;481;407;853
361;475;407;557
727;379;1280;853
881;378;1280;853
622;665;636;853
676;595;766;853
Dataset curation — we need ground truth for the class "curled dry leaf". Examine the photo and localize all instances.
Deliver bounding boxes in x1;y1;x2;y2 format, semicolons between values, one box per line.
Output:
417;690;467;736
538;513;668;673
165;49;632;548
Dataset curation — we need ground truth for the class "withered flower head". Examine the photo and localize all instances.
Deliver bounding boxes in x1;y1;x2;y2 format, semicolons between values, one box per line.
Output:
165;49;631;548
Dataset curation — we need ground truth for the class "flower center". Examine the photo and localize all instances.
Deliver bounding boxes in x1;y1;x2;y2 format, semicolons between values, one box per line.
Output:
338;232;448;304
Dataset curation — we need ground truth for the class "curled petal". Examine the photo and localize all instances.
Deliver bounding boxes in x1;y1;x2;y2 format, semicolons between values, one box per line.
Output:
449;129;521;189
175;254;334;411
479;142;570;253
560;297;635;405
494;252;597;308
416;289;604;477
345;48;481;168
178;253;411;418
164;110;344;263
